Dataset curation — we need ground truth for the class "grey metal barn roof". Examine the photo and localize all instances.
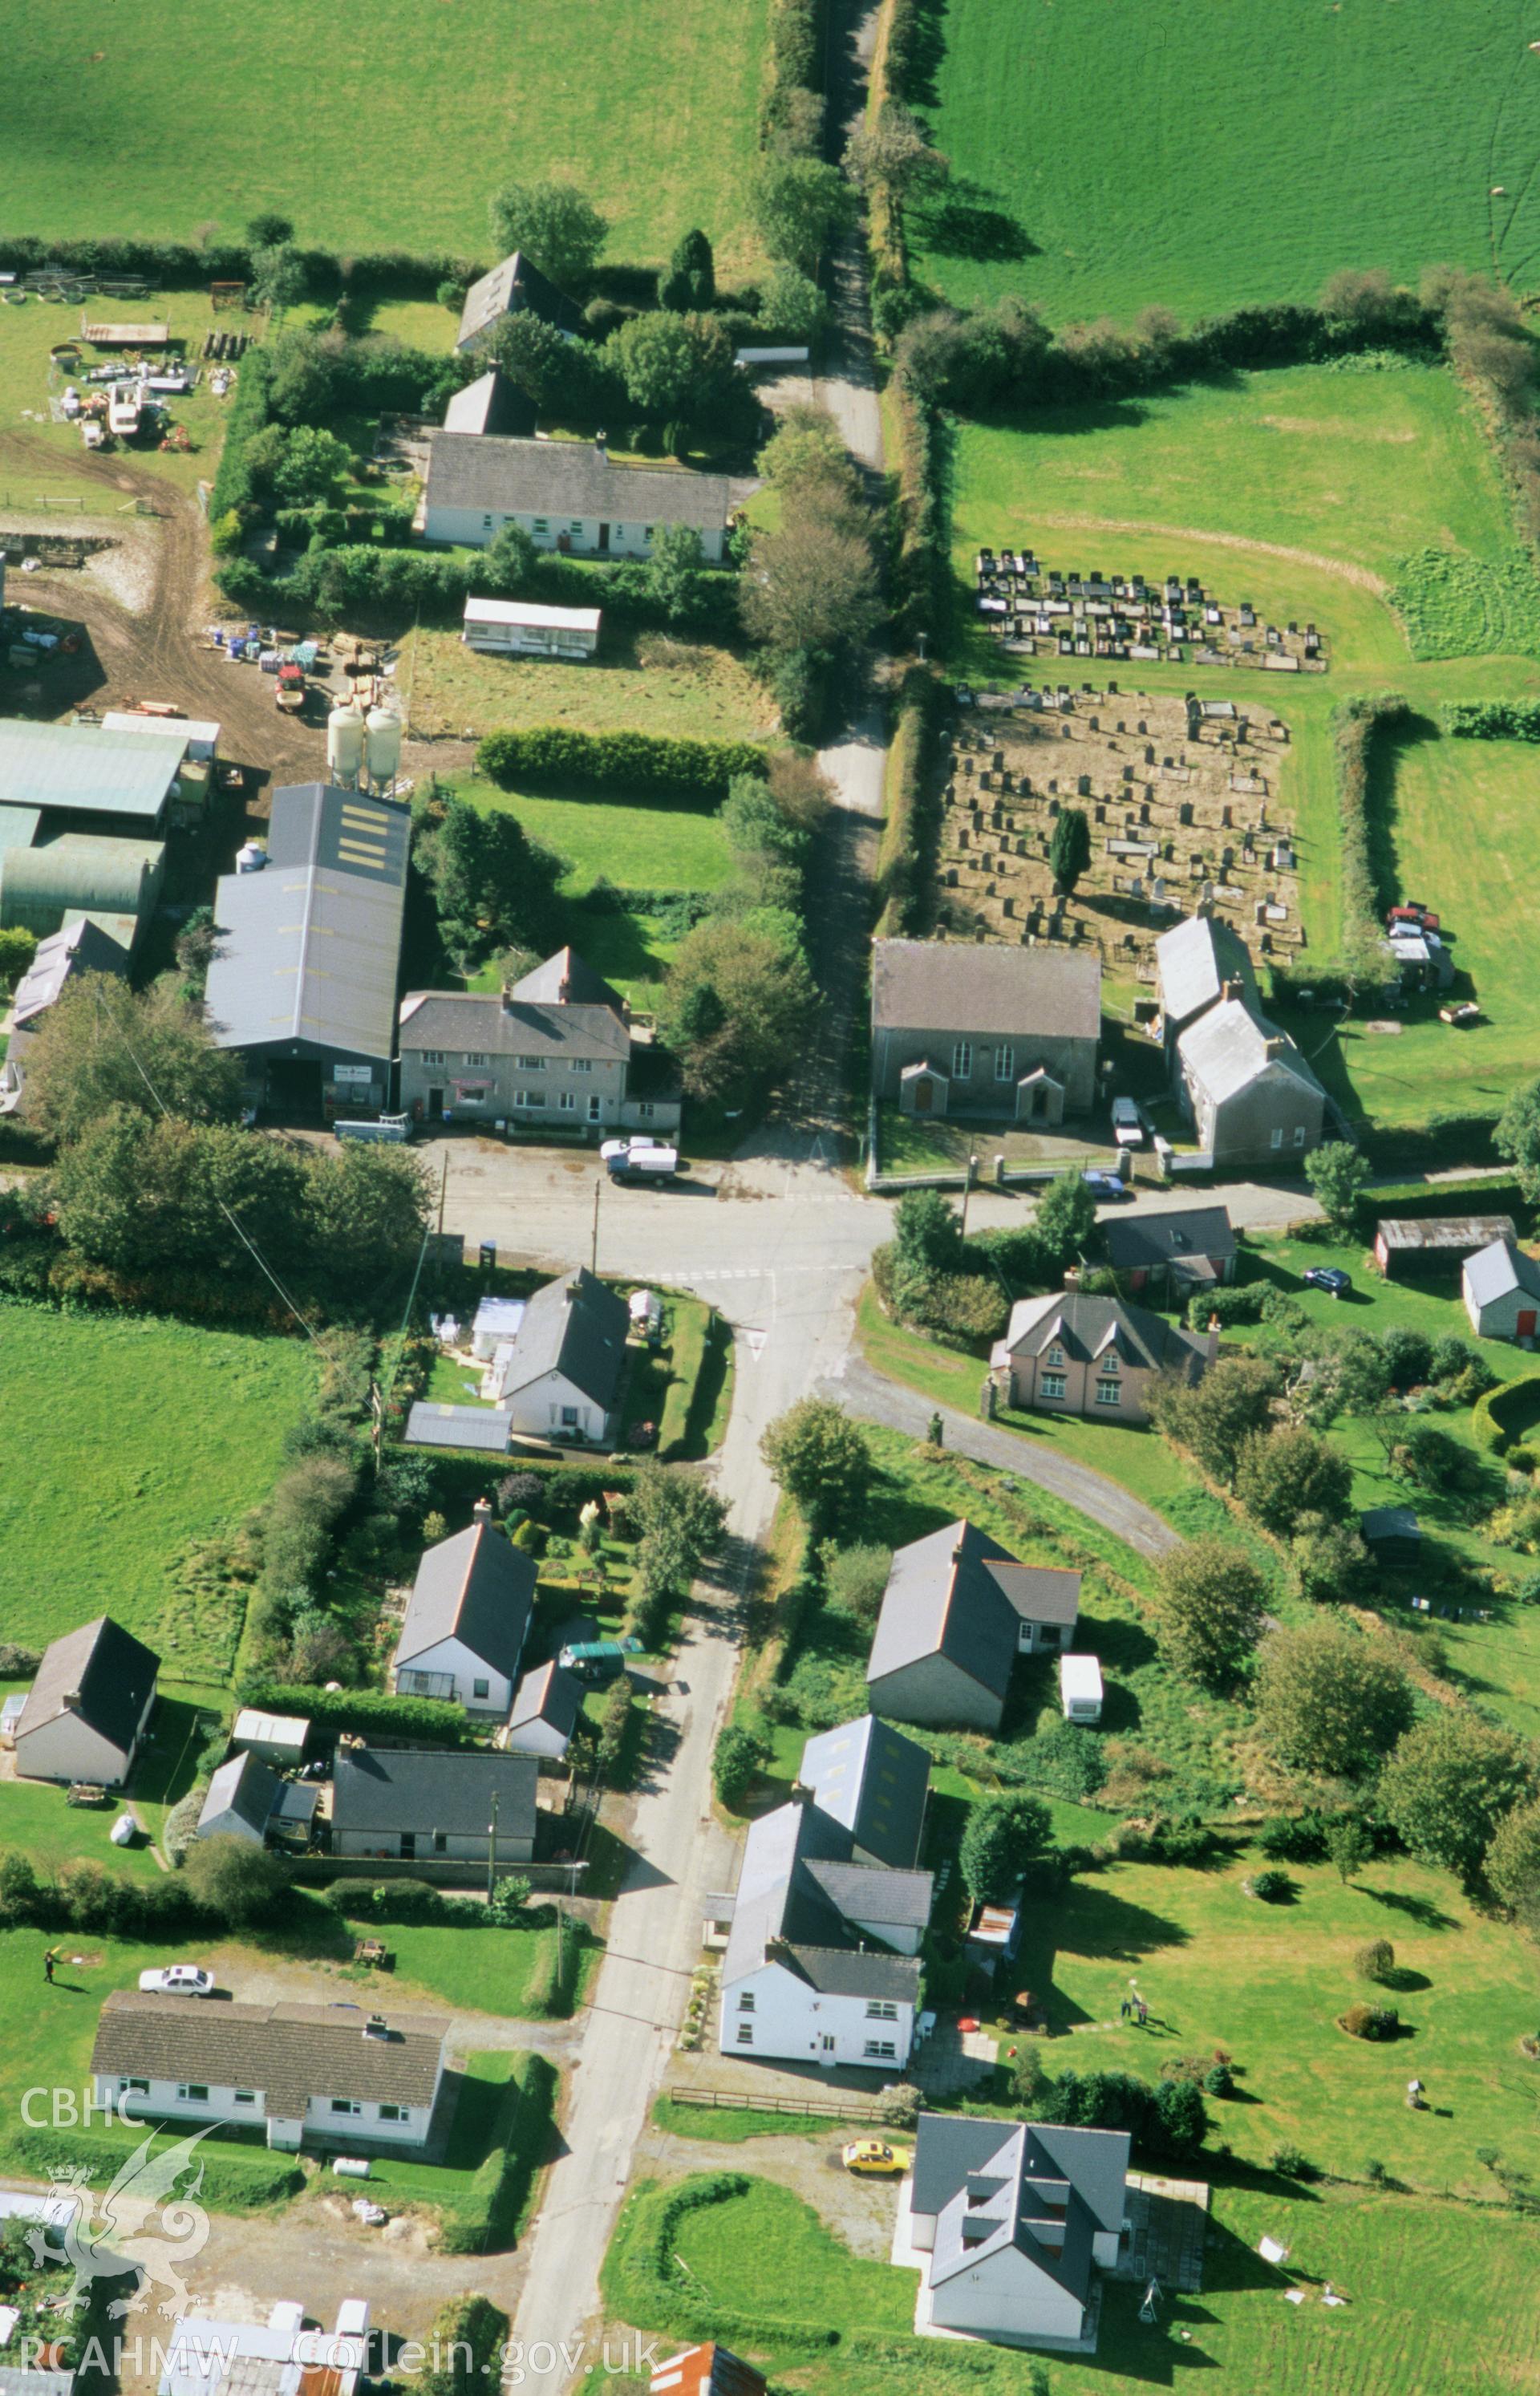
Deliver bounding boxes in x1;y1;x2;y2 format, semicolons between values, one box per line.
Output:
403;1402;513;1453
424;433;748;533
1380;1214;1518;1254
797;1713;930;1871
0;717;187;824
870;939;1102;1041
332;1745;537;1841
17;1615;158;1755
205;786;410;1064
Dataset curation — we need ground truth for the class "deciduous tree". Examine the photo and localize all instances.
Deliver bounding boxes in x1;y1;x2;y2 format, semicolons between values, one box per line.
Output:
760;1400;873;1530
488;180;607;288
1154;1539;1266;1691
1304;1141;1371;1230
26;977;241;1147
960;1792;1051;1905
1380;1713;1533;1882
1256;1621;1413;1781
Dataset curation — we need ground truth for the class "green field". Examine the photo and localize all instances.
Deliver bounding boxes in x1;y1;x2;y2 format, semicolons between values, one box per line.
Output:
606;2169;1540;2396
403;628;776;748
908;0;1540;323
0;1307;316;1665
945;361;1540;1129
0;0;770;271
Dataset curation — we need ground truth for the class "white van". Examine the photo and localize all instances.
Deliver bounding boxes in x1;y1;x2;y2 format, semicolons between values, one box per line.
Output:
1059;1652;1104;1724
601;1137;679;1183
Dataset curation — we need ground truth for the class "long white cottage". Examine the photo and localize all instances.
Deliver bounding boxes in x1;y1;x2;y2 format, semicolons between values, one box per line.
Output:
91;1993;448;2151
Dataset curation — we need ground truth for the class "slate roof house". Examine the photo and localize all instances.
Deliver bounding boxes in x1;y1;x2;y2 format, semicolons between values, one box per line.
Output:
990;1286;1215;1425
398;946;681;1135
1174;996;1325;1167
390;1520;535;1718
897;2111;1131;2352
797;1713;930;1869
488;1264;631;1445
1463;1234;1540;1342
205;784;411;1120
90;1992;448;2151
455;249;582;351
1153;914;1256;1073
0;915;128;1116
195;1750;281;1847
870;939;1101;1126
1102;1203;1237;1302
504;1659;585;1762
866;1521;1082;1734
14;1616;158;1786
717;1721;934;2070
331;1745;537;1867
422;433;749;562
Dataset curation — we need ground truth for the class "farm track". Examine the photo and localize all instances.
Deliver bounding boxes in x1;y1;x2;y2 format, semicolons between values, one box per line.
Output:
1;430;477;799
1025;508;1390;594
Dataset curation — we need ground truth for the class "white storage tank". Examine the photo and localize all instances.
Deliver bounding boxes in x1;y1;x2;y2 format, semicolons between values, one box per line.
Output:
363;703;402;789
235;840;268;874
328;701;365;786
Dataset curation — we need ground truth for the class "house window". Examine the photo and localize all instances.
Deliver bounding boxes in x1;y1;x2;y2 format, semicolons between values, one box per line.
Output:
1293;1124;1307;1146
533;518;549;536
561;1405;580;1428
472;1677;490;1701
463;1052;489;1067
865;2001;898;2020
1095;1378;1122;1407
995;1044;1015;1082
516;1056;546;1071
952;1040;973;1080
122;2078;150;2097
233;2090;257;2106
571;1058;593;1074
1100;1352;1119;1374
434;1832;448;1855
1040;1372;1068;1401
178;2085;209;2103
736;2024;755;2045
513;1090;544;1109
483;514;494;531
637;1102;655;1121
642;526;654;544
1046;1346;1065;1369
420;1050;445;1068
863;2040;898;2061
1270;1126;1283;1151
569;521;583;538
379;2103;407;2123
558;1092;576;1112
739;1991;756;2013
330;2098;362;2117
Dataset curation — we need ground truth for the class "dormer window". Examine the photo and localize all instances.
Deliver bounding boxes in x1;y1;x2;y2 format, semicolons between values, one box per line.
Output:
1046;1345;1065;1369
1100;1351;1119;1374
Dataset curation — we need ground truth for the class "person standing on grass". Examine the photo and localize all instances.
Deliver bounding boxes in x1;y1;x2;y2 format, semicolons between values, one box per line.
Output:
43;1948;55;1985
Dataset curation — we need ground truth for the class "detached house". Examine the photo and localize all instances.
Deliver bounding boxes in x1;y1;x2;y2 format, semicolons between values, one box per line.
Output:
797;1713;930;1869
1102;1204;1237;1303
14;1616;158;1787
897;2112;1131;2352
331;1746;537;1867
390;1520;534;1717
90;1993;448;2153
1153;915;1255;1076
870;940;1101;1126
717;1721;934;2070
1463;1234;1540;1342
398;946;680;1134
1175;997;1325;1166
455;249;582;351
866;1521;1082;1734
488;1264;630;1445
422;433;749;562
991;1287;1214;1424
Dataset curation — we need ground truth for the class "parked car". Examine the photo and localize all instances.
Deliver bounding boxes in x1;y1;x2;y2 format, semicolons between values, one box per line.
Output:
600;1137;679;1183
1387;903;1441;933
1303;1267;1352;1298
557;1636;645;1683
1081;1170;1131;1202
841;2139;914;2177
1111;1098;1145;1148
138;1964;215;1997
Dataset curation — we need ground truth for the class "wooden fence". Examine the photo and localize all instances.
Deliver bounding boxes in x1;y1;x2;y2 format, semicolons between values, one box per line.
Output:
666;2086;889;2123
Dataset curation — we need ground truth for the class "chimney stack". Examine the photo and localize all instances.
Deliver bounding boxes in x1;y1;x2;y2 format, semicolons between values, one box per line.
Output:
1220;978;1241;1005
557;976;571;1003
595;430;608;461
1264;1036;1286;1060
788;1779;815;1806
1064;1267;1080;1293
472;1496;493;1528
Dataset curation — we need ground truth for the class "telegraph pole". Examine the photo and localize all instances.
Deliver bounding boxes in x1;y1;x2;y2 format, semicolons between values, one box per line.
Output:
590;1175;601;1274
486;1789;499;1905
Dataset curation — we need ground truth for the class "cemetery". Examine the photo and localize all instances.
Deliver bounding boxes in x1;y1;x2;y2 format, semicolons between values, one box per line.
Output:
972;556;1328;675
938;684;1303;1001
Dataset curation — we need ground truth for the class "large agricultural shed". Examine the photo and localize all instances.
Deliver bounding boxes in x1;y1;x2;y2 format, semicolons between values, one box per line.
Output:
204;783;410;1119
0;719;182;949
0;717;188;833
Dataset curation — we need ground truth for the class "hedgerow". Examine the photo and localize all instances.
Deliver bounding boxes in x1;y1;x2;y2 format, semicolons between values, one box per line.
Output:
234;1676;468;1745
477;726;766;795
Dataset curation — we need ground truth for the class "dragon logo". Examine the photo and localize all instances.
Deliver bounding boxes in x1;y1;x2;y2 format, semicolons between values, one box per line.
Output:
25;2125;213;2320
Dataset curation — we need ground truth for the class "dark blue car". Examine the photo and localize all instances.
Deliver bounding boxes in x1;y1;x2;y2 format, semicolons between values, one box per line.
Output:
1081;1170;1131;1202
1303;1266;1353;1298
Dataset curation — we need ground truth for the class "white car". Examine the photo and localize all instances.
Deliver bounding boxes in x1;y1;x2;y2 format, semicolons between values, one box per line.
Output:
138;1964;215;1997
1111;1097;1145;1147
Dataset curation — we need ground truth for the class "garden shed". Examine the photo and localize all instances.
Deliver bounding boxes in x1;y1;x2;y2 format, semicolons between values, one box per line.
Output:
1374;1216;1518;1279
1360;1506;1420;1571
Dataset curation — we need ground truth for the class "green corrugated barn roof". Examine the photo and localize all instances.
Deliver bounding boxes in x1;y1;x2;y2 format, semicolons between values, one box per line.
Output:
0;718;186;823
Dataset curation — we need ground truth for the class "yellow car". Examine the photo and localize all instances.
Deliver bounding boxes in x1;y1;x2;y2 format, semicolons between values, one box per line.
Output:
841;2139;913;2176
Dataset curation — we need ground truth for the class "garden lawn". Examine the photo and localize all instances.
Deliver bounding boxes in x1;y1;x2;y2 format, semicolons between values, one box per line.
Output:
0;1308;316;1670
0;1779;164;1882
402;630;775;748
604;2170;1540;2396
907;0;1540;326
0;0;770;272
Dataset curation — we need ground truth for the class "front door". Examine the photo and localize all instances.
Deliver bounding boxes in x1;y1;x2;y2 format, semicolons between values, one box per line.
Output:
818;2033;836;2062
588;1093;603;1123
1520;1311;1537;1340
399;1833;416;1859
597;521;610;553
428;1087;444;1121
914;1076;934;1113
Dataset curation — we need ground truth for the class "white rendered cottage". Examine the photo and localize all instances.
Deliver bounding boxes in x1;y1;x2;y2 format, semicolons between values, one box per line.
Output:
390;1519;534;1718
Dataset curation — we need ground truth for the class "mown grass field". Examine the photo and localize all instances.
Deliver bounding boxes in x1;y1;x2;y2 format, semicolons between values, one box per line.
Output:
402;629;776;748
907;0;1540;324
945;362;1540;1129
0;1308;316;1667
0;0;770;272
606;2170;1540;2396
